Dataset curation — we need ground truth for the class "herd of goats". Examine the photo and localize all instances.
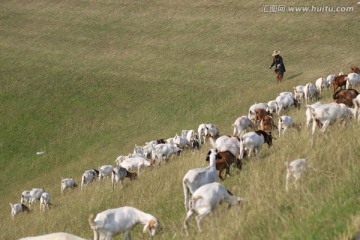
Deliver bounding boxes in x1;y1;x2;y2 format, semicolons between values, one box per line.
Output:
9;66;360;239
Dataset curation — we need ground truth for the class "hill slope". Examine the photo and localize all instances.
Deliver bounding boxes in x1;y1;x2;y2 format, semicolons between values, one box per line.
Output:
1;0;359;239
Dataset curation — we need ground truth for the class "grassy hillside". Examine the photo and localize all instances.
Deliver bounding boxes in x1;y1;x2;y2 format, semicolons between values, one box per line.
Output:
1;0;359;239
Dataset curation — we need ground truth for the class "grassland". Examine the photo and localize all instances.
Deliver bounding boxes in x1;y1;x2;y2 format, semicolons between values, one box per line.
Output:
1;0;360;239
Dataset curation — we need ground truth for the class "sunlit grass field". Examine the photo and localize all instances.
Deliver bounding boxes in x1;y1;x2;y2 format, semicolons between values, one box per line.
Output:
1;0;359;239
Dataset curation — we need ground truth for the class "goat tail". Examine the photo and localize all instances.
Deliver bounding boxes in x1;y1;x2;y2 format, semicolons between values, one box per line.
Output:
189;196;203;210
88;214;97;230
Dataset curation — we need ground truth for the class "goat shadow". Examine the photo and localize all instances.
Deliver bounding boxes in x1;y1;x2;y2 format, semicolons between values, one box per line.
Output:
287;72;303;80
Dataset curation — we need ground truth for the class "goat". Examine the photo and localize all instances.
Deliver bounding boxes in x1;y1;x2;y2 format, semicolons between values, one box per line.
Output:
232;116;254;137
293;85;305;103
111;166;137;190
346;73;360;89
21;188;44;206
248;103;268;121
20;190;31;204
253;108;271;125
204;124;220;139
183;182;242;237
151;143;181;164
315;77;326;96
266;100;279;114
239;130;274;159
278;115;301;137
285;159;308;191
10;203;30;219
307;102;351;135
210;150;242;180
304;82;319;103
275;94;299;115
197;123;219;146
19;232;86;240
40;192;51;212
332;74;348;92
208;135;240;158
325;74;335;89
119;156;152;175
182;129;196;143
81;169;99;189
98;165;114;180
333;88;359;107
259;114;277;133
60;178;78;194
182;149;219;210
173;133;191;149
88;206;158;240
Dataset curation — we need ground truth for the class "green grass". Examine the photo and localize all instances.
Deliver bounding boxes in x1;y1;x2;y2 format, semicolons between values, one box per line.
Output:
1;0;360;239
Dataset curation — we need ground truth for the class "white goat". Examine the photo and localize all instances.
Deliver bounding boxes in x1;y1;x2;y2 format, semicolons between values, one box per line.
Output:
315;77;326;96
232;116;254;137
197;124;207;145
182;129;196;143
182;149;219;210
81;169;99;189
183;182;242;237
111;166;137;190
346;73;360;89
173;134;191;149
275;94;298;115
285;159;308;191
304;82;318;103
88;206;158;240
307;102;350;135
21;188;44;205
151;143;181;163
20;190;32;204
205;123;220;139
61;178;78;194
325;74;335;89
209;135;240;158
293;85;305;103
278;115;301;137
266;100;279;114
239;130;273;159
98;165;114;180
9;203;30;219
40;192;51;212
119;156;152;175
19;232;86;240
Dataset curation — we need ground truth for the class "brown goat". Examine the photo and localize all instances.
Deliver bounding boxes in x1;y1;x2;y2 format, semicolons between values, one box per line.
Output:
333;89;359;107
332;75;347;92
215;151;242;180
260;115;277;132
254;108;271;123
